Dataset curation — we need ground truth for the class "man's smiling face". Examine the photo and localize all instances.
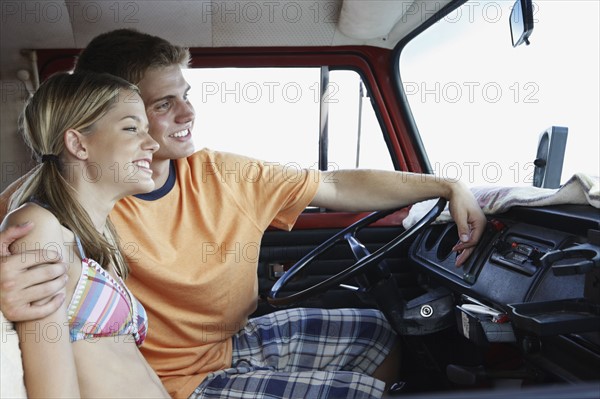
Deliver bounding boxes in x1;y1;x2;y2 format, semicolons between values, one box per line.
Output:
137;64;195;162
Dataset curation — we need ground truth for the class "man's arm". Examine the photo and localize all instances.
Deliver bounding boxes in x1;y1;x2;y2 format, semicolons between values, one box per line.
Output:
310;169;486;266
0;222;67;321
1;170;67;321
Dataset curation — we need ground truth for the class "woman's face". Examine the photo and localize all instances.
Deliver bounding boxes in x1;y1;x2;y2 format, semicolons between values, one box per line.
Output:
80;90;159;199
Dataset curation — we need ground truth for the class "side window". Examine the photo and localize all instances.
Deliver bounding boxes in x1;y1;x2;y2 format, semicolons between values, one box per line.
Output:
183;67;394;171
400;1;599;186
328;70;395;171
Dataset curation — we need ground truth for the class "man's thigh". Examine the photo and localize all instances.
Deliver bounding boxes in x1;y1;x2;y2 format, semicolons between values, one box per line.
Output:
190;367;386;399
231;308;396;375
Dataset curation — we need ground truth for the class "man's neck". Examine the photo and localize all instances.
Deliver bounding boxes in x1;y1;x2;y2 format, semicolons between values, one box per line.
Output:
151;159;172;189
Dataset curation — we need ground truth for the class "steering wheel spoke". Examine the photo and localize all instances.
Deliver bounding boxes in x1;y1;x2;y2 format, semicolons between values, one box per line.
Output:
268;198;448;335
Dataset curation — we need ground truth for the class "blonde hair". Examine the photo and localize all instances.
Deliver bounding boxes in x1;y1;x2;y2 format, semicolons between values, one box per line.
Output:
10;72;138;278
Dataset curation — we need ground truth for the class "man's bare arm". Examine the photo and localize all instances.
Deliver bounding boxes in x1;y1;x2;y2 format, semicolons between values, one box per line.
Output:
311;170;486;266
0;222;67;321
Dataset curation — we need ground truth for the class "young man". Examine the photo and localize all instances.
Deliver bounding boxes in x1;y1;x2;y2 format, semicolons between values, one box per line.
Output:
0;29;486;398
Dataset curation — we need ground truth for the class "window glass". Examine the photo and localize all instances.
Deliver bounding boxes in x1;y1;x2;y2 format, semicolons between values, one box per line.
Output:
183;67;394;171
400;0;599;186
328;70;394;170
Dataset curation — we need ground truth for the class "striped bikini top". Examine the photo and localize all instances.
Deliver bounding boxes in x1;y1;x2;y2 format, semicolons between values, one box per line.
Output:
67;236;148;346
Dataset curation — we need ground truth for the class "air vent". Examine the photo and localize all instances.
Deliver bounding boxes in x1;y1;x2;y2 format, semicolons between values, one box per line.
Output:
437;225;459;261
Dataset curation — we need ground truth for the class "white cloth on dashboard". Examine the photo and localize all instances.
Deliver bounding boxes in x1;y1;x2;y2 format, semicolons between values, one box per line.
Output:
403;173;600;229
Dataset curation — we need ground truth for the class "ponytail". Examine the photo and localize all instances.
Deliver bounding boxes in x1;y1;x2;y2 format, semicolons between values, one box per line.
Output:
9;72;137;278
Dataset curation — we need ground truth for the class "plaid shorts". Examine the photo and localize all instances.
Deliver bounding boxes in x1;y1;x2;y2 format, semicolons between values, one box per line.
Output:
189;308;397;399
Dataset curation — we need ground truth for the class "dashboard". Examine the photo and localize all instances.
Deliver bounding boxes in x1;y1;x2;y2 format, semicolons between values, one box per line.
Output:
408;204;600;382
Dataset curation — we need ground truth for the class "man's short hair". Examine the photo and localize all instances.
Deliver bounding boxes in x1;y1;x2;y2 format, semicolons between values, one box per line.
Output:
75;29;191;85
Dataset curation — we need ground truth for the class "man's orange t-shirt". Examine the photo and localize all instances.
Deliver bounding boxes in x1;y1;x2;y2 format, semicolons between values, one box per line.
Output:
111;149;320;398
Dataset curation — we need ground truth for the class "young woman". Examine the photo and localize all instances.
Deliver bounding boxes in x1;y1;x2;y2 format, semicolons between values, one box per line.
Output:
1;72;169;398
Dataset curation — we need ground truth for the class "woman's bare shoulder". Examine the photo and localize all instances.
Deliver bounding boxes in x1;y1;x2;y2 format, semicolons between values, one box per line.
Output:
2;202;64;253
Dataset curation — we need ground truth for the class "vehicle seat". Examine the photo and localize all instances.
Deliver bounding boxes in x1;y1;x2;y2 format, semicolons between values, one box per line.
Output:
0;311;26;398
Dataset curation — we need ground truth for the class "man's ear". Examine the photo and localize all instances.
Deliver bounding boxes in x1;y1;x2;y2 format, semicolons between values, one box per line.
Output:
64;129;88;160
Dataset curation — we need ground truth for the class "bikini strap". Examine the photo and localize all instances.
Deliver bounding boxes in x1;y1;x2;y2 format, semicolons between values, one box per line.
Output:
74;235;86;259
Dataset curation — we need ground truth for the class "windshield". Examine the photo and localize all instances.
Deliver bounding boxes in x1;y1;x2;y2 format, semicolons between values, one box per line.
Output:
400;0;599;187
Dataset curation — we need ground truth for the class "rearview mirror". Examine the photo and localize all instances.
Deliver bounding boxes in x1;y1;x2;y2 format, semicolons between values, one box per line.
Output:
510;0;534;47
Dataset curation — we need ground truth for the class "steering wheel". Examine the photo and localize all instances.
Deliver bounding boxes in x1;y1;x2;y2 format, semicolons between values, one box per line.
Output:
268;198;451;335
